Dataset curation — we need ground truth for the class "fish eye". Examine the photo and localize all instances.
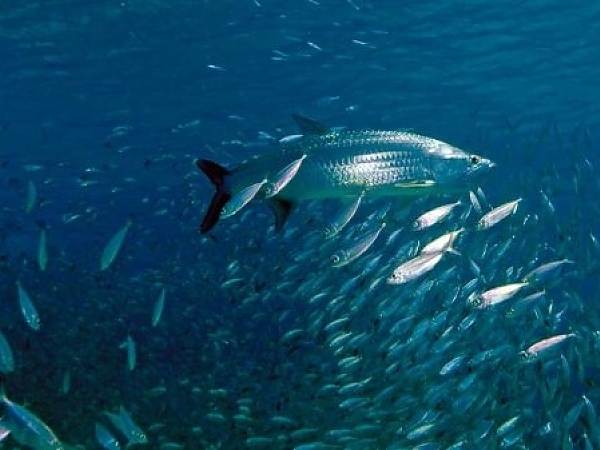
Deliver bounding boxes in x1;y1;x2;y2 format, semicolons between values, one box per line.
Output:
470;155;480;165
264;183;274;197
519;351;530;362
331;254;341;265
467;293;482;308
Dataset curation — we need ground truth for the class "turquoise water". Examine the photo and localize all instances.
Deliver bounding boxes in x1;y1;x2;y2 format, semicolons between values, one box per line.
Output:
1;1;599;449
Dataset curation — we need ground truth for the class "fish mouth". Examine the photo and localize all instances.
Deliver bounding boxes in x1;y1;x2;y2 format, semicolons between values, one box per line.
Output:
473;157;496;174
485;158;497;169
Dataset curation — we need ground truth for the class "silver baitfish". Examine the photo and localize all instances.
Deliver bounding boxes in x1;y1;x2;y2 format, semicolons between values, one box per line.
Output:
104;406;147;446
412;200;462;231
196;114;495;233
95;423;121;450
477;198;521;230
520;333;576;363
467;282;529;310
0;390;64;450
331;222;386;267
387;250;447;285
100;220;132;271
16;281;41;331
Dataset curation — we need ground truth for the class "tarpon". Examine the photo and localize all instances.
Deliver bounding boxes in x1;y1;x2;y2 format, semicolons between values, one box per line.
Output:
196;114;495;233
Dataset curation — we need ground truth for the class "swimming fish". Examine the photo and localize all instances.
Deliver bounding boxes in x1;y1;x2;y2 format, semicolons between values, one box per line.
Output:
0;330;14;374
151;288;166;327
16;281;41;331
119;335;136;371
520;333;576;363
24;181;37;213
0;389;64;450
37;229;48;272
477;198;521;230
412;200;462;231
331;222;386;267
522;259;575;284
387;249;449;285
467;282;529;310
100;220;132;271
196;114;495;233
95;423;120;450
104;406;147;446
321;193;364;239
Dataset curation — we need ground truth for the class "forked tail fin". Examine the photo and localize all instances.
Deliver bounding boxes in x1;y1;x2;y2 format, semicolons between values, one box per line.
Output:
196;159;231;234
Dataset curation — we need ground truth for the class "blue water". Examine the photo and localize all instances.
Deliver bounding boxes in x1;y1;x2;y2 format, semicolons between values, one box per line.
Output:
1;1;600;449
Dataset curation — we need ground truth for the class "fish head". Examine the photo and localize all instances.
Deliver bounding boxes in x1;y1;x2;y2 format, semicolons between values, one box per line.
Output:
428;146;495;186
132;430;148;444
466;291;484;309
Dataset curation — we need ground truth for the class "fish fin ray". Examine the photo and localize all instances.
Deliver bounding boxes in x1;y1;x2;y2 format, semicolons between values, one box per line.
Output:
291;114;330;135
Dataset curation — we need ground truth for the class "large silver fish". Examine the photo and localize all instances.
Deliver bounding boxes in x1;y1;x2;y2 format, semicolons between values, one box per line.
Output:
196;115;495;233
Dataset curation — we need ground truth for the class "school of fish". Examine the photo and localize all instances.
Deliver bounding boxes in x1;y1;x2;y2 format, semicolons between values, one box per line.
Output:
0;115;599;450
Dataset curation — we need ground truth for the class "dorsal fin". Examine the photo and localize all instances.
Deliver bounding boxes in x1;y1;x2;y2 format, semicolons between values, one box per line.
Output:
291;114;330;135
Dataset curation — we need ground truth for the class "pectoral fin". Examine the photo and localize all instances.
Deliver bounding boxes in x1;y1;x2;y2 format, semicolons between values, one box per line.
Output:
394;180;436;188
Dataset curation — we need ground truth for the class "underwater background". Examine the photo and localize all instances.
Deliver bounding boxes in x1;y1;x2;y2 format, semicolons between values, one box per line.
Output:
1;1;600;449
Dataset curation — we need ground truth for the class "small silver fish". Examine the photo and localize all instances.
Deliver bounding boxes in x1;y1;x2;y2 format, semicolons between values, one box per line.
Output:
387;250;447;285
104;406;147;446
520;333;576;363
477;198;521;230
505;290;546;318
522;259;575;284
540;190;555;215
95;423;121;450
0;391;64;450
221;179;267;219
279;134;303;144
322;193;364;239
24;181;37;213
263;154;306;198
467;282;528;309
151;288;166;327
100;220;132;271
421;229;464;255
331;222;385;267
0;330;15;374
16;281;41;331
469;190;483;215
196;114;494;233
60;371;71;395
119;336;136;371
38;229;48;272
412;200;461;231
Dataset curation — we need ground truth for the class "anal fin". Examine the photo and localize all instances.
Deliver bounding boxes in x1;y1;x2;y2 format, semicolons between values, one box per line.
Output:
267;198;294;232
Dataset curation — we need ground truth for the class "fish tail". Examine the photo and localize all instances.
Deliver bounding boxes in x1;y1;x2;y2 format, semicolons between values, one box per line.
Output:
196;159;232;234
